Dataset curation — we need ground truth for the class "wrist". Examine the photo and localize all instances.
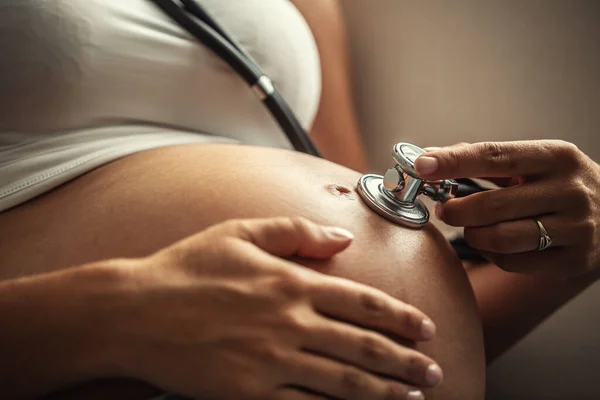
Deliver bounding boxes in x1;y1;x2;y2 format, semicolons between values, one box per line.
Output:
64;258;144;379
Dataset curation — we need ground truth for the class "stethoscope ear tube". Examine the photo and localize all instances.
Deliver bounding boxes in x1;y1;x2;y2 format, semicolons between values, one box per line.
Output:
178;0;244;54
148;0;319;157
454;178;490;197
263;91;322;157
449;178;489;262
150;0;261;83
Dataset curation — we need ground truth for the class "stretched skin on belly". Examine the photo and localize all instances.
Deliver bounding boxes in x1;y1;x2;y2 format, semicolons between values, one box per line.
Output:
0;144;485;400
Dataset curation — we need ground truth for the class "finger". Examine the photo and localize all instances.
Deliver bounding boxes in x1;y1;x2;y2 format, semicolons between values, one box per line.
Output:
304;317;443;388
464;216;571;254
438;181;566;227
218;217;354;259
289;352;424;400
272;387;329;400
307;276;436;341
426;145;517;187
414;140;571;181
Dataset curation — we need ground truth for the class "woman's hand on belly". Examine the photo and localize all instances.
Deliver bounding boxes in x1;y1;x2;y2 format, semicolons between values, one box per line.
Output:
0;144;484;399
115;217;442;400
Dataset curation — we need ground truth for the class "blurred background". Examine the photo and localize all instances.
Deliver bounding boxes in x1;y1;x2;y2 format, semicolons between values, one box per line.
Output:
340;1;600;399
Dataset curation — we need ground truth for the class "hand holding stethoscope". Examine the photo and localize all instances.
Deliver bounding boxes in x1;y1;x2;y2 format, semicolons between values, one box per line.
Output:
415;140;600;278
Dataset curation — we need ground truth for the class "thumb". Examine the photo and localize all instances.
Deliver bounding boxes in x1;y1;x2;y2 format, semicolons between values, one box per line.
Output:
222;217;354;259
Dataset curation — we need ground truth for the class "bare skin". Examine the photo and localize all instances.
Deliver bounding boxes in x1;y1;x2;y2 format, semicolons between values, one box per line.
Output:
2;216;445;400
2;0;592;397
296;0;600;365
417;140;600;361
0;144;485;399
0;1;486;398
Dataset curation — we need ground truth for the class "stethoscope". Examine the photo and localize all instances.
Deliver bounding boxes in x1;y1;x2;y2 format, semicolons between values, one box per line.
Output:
148;0;488;262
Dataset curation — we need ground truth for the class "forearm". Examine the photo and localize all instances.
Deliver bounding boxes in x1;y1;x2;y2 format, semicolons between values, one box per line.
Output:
0;260;131;398
468;263;598;363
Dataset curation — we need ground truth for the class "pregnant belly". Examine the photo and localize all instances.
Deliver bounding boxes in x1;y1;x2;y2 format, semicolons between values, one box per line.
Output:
0;143;485;399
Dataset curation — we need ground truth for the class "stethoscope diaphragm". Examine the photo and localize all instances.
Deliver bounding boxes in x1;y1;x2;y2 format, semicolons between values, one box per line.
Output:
357;174;430;228
357;143;458;229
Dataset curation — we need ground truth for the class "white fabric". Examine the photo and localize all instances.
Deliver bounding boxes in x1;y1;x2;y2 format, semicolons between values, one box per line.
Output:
0;0;321;212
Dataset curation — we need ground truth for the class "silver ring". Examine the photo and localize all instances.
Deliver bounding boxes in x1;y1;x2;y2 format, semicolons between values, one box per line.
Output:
535;219;553;251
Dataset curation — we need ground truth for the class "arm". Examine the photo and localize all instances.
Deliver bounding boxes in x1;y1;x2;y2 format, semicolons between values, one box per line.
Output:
295;1;597;367
1;216;443;399
0;261;125;398
417;141;600;363
290;0;369;172
467;263;598;363
292;3;597;366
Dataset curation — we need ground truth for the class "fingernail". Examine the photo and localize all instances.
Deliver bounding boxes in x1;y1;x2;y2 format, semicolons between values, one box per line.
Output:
407;390;424;400
425;364;443;387
322;226;354;241
420;319;436;340
423;146;442;152
415;156;439;175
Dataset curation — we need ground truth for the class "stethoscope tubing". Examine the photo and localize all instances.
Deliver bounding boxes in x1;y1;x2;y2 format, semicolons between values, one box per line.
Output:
149;0;320;156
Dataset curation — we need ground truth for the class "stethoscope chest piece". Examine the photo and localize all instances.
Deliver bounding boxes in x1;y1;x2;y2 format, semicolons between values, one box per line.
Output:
357;174;430;228
357;143;458;229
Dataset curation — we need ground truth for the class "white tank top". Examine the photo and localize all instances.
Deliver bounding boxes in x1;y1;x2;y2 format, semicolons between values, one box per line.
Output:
0;0;321;212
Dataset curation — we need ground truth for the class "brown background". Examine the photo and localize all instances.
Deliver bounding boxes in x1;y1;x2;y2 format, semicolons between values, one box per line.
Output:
342;1;600;399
